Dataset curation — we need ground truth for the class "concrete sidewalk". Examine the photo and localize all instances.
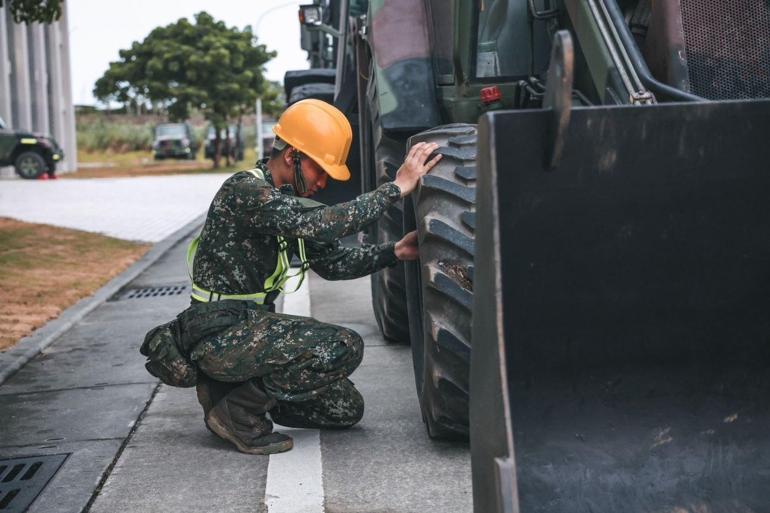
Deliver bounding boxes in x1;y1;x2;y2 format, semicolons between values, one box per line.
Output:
0;174;228;242
0;225;471;513
0;229;195;513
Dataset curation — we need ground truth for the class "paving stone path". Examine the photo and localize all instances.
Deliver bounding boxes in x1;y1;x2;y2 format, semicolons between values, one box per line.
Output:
0;174;229;242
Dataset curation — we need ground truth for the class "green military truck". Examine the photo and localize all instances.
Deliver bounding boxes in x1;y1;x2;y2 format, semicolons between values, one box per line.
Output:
300;1;770;511
152;122;198;160
0;116;64;179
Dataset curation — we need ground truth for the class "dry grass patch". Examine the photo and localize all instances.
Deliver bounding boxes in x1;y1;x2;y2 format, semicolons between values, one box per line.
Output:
0;218;150;351
66;161;228;179
67;147;257;179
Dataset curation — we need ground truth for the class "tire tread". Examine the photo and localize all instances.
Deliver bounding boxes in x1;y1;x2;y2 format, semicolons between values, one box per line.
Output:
406;123;477;439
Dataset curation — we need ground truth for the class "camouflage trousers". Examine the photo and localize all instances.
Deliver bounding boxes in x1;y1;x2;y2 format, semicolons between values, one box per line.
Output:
190;307;365;428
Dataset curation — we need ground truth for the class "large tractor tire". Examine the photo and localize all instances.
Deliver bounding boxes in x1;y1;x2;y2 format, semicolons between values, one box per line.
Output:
363;66;410;344
406;124;477;439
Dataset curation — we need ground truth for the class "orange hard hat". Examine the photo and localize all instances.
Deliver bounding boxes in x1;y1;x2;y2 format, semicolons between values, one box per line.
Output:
273;99;352;181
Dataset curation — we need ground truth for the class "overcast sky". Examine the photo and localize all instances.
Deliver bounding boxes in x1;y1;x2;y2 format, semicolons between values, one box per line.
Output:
68;0;309;106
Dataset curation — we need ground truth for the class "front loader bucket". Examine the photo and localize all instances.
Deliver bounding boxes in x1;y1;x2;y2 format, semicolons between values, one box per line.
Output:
471;99;770;513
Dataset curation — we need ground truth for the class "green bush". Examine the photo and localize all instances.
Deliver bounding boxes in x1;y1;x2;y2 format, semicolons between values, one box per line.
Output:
77;115;258;154
241;125;256;142
77;119;154;153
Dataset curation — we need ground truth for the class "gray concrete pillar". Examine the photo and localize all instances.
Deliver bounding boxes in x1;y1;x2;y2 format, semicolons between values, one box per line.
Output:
0;6;12;123
10;20;32;130
46;22;65;148
57;2;76;172
30;23;49;134
0;3;76;175
0;6;11;177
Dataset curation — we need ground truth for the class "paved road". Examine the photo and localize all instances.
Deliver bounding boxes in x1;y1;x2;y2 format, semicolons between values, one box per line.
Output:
0;174;228;242
0;233;472;513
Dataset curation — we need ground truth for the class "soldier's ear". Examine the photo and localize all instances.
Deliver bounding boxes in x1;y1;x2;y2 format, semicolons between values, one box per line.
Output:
283;148;295;167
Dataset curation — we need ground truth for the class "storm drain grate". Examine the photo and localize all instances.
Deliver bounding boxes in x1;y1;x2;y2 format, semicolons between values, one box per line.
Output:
0;454;68;512
112;284;188;301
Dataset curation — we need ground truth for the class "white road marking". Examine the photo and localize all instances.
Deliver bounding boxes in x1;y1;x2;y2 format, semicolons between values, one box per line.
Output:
265;427;324;513
266;272;324;513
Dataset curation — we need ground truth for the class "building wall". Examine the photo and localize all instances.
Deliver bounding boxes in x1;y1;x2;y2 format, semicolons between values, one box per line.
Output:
0;3;77;175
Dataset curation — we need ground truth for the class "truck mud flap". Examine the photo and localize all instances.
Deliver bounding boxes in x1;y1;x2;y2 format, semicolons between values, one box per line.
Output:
471;99;770;513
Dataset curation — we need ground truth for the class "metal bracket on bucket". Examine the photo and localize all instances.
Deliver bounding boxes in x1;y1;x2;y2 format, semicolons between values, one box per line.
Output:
543;30;574;170
494;457;517;513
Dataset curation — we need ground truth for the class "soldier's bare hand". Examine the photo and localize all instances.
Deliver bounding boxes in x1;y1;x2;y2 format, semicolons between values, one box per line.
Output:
394;230;419;261
393;142;442;197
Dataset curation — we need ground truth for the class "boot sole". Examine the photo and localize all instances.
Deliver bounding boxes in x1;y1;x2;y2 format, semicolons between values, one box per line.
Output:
206;415;293;455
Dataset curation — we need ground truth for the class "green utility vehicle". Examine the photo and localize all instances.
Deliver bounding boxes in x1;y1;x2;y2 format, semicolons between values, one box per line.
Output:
300;1;770;511
152;122;198;160
0;116;64;179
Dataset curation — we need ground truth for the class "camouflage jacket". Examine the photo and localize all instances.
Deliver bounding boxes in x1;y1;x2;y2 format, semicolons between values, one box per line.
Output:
192;163;401;296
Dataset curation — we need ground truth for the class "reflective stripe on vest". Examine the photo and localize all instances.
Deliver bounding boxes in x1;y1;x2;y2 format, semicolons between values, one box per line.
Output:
186;168;310;303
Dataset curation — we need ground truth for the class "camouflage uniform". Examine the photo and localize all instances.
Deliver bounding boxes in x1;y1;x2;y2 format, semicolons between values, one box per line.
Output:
187;161;401;429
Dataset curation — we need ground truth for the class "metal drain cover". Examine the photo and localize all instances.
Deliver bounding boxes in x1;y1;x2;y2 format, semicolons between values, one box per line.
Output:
0;454;67;512
112;284;188;301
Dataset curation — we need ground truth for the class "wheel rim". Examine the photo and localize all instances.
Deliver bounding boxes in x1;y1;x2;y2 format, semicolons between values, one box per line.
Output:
18;156;43;178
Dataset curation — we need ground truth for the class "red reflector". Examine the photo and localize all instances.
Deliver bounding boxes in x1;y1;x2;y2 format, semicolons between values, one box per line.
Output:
480;86;502;105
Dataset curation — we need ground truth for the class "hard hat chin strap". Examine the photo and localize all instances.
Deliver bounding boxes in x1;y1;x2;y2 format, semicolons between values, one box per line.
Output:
292;150;307;195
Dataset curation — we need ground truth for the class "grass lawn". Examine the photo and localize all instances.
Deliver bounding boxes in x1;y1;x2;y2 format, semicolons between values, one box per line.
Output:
68;146;259;179
0;218;150;351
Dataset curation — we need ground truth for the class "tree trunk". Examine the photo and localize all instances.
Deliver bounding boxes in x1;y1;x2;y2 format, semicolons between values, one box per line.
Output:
236;114;243;163
214;130;222;169
224;129;231;167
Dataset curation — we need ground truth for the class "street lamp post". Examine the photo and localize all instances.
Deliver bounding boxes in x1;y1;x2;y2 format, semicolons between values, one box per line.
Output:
254;1;298;159
256;97;263;159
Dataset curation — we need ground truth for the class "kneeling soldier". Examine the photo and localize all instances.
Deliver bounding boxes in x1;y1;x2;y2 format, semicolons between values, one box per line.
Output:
142;99;441;454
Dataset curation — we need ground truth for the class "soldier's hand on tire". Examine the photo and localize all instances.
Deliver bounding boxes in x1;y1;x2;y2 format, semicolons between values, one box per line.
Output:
394;231;419;261
393;142;442;197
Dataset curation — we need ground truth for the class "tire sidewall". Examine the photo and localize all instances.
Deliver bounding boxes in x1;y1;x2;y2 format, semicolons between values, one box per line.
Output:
406;124;478;439
14;151;47;179
403;194;426;398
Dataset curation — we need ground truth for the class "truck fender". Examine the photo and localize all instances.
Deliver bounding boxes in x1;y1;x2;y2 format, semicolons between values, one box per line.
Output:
367;0;442;132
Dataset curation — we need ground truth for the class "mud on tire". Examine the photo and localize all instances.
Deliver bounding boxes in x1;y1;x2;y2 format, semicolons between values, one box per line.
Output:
406;124;476;439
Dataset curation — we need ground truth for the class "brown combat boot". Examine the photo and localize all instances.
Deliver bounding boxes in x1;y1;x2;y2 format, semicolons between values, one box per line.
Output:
204;379;293;455
196;375;238;435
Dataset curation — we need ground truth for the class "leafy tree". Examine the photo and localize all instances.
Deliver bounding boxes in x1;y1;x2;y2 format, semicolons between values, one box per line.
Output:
94;12;276;167
261;81;286;118
1;0;62;23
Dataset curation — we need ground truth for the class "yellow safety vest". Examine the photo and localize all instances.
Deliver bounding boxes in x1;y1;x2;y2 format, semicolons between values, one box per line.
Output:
187;168;310;304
